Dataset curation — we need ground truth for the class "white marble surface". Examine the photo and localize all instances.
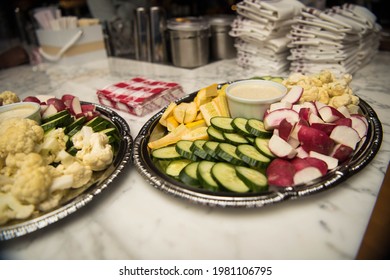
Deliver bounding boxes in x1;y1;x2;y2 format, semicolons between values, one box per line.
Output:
0;53;389;260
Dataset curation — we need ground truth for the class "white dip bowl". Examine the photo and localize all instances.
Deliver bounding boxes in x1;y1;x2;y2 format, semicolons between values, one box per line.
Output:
0;102;41;124
225;79;287;120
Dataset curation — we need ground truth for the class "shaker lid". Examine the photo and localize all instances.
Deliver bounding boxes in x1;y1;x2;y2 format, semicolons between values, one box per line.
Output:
207;15;235;27
167;17;210;31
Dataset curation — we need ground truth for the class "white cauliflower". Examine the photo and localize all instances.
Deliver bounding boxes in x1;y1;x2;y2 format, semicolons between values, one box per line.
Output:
73;126;113;171
0;192;34;225
39;128;68;164
0;118;44;159
0;91;20;105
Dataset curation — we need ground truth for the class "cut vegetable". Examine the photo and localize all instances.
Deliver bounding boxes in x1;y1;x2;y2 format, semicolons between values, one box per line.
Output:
293;167;322;185
263;109;299;130
199;101;221;126
236;144;271;168
175;140;198;161
298;125;335;155
159;102;177;127
152;145;182;160
246;119;272;138
231;117;252;137
281;85;303;104
266;158;295;187
268;134;297;159
329;125;360;149
210;116;235;133
216;143;245;165
235;165;268;192
211;163;249;193
330;144;354;163
207;126;225;142
318;106;345;123
166;159;192;177
197;161;219;191
309;151;338;170
223;132;249;145
179;161;200;186
254;138;275;158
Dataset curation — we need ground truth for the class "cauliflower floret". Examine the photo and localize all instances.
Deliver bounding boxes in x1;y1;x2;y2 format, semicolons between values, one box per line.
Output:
73;126;113;171
6;153;53;205
0;91;20;105
299;86;319;102
0;192;35;225
55;150;92;188
328;94;352;108
0;118;44;159
39;128;68;164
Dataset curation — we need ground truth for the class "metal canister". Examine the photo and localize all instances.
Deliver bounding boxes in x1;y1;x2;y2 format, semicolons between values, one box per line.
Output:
149;6;168;63
208;15;236;60
167;17;210;68
134;7;151;61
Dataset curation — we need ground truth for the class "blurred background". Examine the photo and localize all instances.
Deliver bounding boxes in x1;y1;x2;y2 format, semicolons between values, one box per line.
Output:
0;0;389;68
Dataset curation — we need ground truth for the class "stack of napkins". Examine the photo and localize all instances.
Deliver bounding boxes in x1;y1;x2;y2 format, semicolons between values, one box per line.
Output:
287;4;381;75
230;0;304;75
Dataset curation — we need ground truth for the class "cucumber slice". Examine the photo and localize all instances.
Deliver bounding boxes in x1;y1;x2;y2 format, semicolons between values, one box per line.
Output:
246;136;255;143
67;146;79;156
216;143;245;166
179;161;200;186
42;110;70;123
85;116;106;127
210;116;235;133
211;162;249;193
235;166;268;192
152;146;182;160
197;161;219;191
223;132;249;145
175;140;198;161
232;117;252;137
153;159;172;172
246;119;272;138
165;159;192;177
207;126;225;142
236;144;271;169
191;140;211;160
65;116;87;134
254;137;275;158
41;113;73;132
67;125;82;138
203;141;220;160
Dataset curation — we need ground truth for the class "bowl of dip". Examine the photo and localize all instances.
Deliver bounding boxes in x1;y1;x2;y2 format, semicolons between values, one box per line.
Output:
225;79;287;120
0;102;41;124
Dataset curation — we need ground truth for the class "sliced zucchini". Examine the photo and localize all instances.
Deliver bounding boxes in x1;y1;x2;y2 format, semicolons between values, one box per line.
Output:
232;117;252;137
41;113;73;132
236;144;271;169
179;161;200;186
235;166;268;192
207;126;225;142
211;162;249;193
210;116;235;133
152;146;182;160
197;161;219;191
175;140;198;161
223;132;249;145
42;110;70;123
165;159;192;177
254;137;275;158
216;143;245;166
203;141;220;160
85;116;106;127
246;119;272;138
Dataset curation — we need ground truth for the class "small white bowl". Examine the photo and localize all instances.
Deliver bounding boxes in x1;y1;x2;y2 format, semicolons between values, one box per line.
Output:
225;79;287;120
0;102;41;124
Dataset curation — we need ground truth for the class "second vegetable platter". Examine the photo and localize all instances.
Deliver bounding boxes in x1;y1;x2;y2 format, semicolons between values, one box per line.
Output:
133;82;383;208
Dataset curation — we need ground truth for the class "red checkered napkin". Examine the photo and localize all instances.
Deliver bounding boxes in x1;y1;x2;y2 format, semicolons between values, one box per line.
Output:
97;77;184;116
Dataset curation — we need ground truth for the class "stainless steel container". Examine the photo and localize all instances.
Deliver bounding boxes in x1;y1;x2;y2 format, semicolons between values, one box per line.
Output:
208;15;236;60
167;17;210;68
149;6;168;63
134;7;151;61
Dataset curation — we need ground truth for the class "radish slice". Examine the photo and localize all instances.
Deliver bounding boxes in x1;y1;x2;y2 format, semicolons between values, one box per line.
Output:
42;104;58;119
305;157;328;175
266;159;295;187
278;118;295;141
268;134;297;159
23;96;41;103
281;86;303;104
318;106;345;122
298;107;311;122
309;151;339;170
263;109;299;130
310;122;336;135
69;96;82;116
270;101;292;112
333;118;352;127
47;98;66;112
350;116;368;138
351;114;368;127
314;101;327;111
330;125;360;149
308;113;324;124
337;106;351;118
302;101;319;116
296;146;309;158
293;167;323;185
330;144;354;163
298;125;335;155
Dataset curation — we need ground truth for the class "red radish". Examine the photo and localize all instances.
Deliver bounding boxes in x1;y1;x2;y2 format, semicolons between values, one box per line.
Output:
40;104;48;114
68;96;83;116
266;159;296;187
298;125;335;155
330;144;354;163
47;98;66;112
309;151;338;170
287;137;300;149
293;167;323;185
314;101;326;111
296;146;309;158
337;106;351;118
278;118;295;141
281;86;303;104
23;96;41;103
318;106;345;122
351;114;368;127
41;104;58;119
263;109;299;130
290;119;309;140
330;125;360;149
270;101;292;112
305;157;328;175
308;113;324;124
268;134;297;159
350;116;368;138
333;118;352;127
298;107;311;122
61;94;77;107
291;157;310;171
310;122;336;135
302;101;319;115
81;104;96;112
292;104;302;113
35;95;55;103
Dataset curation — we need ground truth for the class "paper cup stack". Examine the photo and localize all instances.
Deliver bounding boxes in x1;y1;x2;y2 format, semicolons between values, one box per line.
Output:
287;4;381;75
229;0;304;75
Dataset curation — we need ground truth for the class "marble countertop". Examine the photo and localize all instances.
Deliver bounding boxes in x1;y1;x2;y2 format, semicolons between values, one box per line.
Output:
0;53;389;260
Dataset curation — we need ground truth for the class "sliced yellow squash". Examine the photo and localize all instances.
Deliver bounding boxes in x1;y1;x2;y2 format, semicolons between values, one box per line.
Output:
159;102;176;127
181;126;209;141
199;101;221;126
148;124;190;150
166;116;179;131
